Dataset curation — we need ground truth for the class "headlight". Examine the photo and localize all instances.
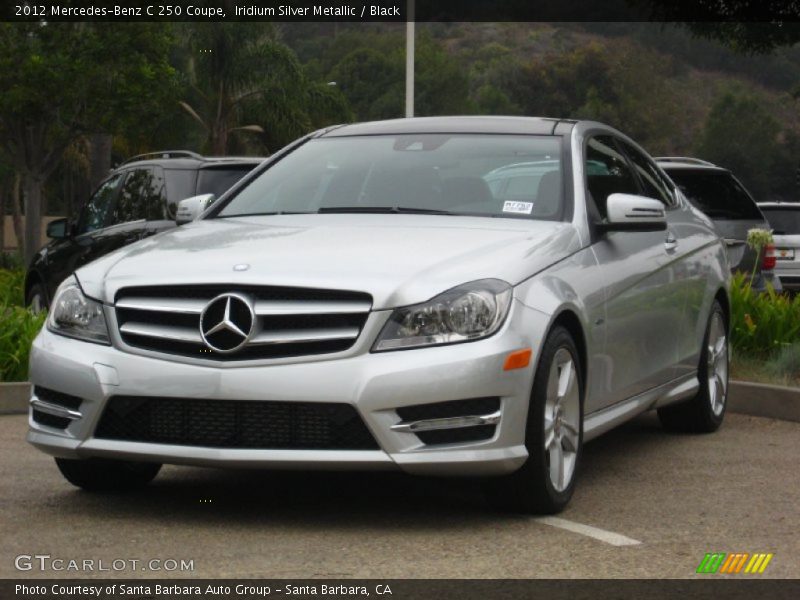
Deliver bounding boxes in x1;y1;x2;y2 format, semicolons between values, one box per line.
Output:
47;276;110;345
373;279;512;351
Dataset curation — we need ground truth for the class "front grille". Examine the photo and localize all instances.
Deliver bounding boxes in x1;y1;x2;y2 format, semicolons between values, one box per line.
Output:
114;284;372;361
34;386;83;410
95;396;379;450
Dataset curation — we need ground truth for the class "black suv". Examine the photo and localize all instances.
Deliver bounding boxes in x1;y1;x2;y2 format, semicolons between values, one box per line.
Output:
26;151;264;310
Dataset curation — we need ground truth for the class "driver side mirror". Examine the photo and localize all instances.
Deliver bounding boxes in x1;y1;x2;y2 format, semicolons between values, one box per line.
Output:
46;218;69;239
598;193;667;233
175;194;215;225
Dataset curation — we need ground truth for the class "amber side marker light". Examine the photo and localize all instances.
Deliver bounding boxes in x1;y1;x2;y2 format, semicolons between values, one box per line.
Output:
504;348;532;371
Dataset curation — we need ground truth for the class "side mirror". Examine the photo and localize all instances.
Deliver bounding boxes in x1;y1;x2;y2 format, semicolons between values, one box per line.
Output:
175;194;215;225
46;218;69;239
598;193;667;233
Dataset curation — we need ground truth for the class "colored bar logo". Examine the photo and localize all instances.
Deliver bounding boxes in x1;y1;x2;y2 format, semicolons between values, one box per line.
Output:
697;552;773;574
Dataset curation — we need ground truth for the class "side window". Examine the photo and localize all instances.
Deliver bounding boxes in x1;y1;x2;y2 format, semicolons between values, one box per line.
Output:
145;167;168;220
617;140;675;207
163;169;198;219
77;173;123;235
114;169;153;224
585;136;638;219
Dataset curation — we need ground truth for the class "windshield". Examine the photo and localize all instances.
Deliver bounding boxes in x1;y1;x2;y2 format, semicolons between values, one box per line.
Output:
760;207;800;235
664;168;763;220
216;135;565;220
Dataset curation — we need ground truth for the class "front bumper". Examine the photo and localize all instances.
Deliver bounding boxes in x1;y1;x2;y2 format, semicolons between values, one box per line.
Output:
28;300;549;476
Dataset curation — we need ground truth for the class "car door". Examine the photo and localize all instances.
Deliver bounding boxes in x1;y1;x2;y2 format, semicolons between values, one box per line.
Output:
142;166;178;238
586;135;684;410
86;168;156;261
617;139;702;382
44;172;125;297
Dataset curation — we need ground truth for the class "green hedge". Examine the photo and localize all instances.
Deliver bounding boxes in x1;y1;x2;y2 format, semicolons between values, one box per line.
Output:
730;273;800;359
0;268;45;382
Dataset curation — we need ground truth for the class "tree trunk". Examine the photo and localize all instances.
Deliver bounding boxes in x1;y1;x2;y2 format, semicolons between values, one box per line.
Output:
11;174;24;260
23;173;44;266
0;187;6;256
88;133;113;191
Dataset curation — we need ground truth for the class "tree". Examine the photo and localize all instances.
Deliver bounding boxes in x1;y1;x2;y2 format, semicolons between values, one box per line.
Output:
0;23;178;264
695;90;784;199
179;23;350;155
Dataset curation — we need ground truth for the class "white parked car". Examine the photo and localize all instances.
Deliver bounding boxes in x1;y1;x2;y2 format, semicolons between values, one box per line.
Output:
28;117;730;513
758;201;800;292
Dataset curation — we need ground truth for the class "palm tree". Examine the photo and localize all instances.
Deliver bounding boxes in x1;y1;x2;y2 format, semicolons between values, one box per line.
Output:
179;23;348;155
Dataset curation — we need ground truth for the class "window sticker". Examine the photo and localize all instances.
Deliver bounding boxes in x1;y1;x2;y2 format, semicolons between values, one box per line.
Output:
502;200;533;215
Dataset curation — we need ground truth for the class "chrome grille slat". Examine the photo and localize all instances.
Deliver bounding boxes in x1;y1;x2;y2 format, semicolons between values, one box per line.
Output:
254;300;372;315
250;327;360;345
115;285;372;361
116;297;371;316
116;297;206;314
120;322;203;343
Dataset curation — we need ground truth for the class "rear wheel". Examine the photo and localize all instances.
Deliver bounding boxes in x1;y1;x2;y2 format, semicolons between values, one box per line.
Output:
55;457;161;492
486;326;583;514
658;300;728;433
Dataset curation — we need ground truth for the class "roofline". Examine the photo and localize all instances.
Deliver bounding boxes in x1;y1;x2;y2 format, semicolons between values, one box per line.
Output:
655;156;718;167
320;116;577;137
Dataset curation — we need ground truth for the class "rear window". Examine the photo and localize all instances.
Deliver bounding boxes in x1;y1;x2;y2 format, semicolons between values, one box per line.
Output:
197;166;257;199
760;207;800;235
664;168;762;220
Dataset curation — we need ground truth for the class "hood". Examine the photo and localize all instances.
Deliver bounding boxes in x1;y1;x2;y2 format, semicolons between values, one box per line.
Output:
76;214;582;309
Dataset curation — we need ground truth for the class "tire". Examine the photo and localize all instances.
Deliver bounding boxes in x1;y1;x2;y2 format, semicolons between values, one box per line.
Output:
658;300;728;433
26;282;48;313
55;457;161;492
485;326;583;514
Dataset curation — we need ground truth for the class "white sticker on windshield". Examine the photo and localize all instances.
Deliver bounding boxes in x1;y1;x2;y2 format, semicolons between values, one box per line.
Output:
502;201;533;215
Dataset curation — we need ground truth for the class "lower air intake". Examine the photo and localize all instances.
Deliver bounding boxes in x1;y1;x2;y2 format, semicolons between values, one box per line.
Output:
95;396;379;450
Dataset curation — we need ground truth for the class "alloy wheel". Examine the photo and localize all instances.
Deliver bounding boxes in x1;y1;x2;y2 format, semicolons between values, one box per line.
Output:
544;348;580;492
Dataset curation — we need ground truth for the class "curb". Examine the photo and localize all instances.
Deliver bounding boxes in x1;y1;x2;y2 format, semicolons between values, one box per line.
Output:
0;380;799;423
0;382;30;415
727;380;800;423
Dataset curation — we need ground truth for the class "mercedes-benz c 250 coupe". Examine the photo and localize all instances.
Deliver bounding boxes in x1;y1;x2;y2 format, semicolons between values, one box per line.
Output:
28;117;730;513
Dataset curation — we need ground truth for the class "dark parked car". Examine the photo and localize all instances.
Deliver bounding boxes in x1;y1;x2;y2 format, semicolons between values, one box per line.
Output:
26;151;264;310
656;157;781;292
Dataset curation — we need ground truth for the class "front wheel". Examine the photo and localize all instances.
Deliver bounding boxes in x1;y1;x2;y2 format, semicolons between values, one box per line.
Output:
55;457;161;492
26;282;47;313
658;300;728;433
485;326;583;514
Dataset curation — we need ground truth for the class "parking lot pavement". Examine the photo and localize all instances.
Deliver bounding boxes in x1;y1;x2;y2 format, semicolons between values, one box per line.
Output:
1;412;798;579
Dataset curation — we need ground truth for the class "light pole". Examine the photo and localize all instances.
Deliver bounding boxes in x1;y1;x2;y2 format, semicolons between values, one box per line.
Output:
405;0;415;118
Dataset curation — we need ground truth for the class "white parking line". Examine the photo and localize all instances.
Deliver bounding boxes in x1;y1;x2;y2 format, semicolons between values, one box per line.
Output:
534;516;642;547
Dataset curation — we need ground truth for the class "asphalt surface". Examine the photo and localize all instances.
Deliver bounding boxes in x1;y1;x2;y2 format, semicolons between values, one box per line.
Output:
1;412;798;579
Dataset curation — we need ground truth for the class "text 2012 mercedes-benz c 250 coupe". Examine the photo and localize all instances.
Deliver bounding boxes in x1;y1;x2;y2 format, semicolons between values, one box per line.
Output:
28;117;730;513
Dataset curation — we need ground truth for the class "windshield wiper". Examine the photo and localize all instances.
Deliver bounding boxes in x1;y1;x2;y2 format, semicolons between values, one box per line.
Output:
217;211;310;218
317;206;453;215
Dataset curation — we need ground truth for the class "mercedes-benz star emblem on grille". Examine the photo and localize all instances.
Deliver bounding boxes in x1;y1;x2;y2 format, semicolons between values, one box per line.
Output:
199;293;255;353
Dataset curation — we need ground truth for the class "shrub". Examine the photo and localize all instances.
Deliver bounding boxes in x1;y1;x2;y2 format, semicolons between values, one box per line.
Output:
0;268;25;307
0;267;44;381
765;342;800;384
730;273;800;359
0;305;45;382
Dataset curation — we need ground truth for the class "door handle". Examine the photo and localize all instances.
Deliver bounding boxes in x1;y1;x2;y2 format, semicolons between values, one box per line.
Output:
665;232;678;252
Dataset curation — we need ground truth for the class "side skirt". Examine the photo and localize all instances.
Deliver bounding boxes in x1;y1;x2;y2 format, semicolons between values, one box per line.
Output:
583;373;699;442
